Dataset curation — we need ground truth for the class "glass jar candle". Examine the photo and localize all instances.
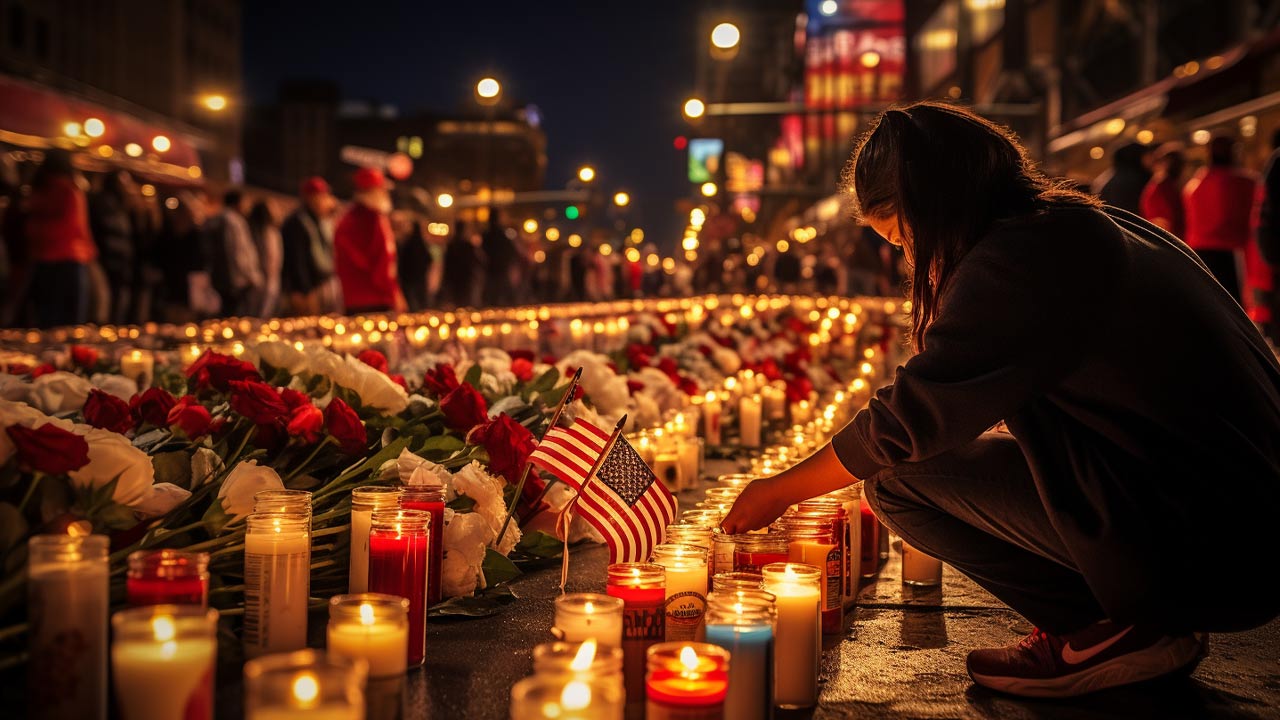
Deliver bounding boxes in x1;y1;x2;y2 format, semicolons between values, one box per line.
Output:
28;534;109;720
711;571;764;593
652;451;682;494
244;649;367;719
860;484;881;578
326;593;410;678
680;510;722;529
733;534;789;574
645;642;731;720
738;394;762;448
780;517;843;635
606;563;666;708
532;640;625;696
714;474;755;490
111;605;218;720
901;540;944;587
704;594;775;720
399;485;445;606
553;593;625;648
676;437;703;491
252;489;313;517
510;674;623;720
126;549;210;607
761;563;822;709
244;513;311;657
664;524;711;553
650;544;708;643
368;510;430;667
347;487;402;594
824;486;862;608
702;487;740;505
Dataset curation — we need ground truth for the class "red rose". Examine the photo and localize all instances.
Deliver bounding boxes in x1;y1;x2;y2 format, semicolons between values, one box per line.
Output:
760;358;783;382
286;403;325;444
441;383;489;435
4;363;31;375
509;349;536;363
185;350;261;392
168;396;213;439
325;398;367;455
470;413;535;484
390;374;407;390
30;364;57;378
357;349;389;374
83;389;133;434
228;380;289;425
626;379;646;395
423;364;460;397
541;354;559;365
785;376;815;403
626;344;653;369
279;388;311;411
70;345;99;369
677;376;700;396
657;357;681;382
782;347;811;373
6;424;90;475
130;388;177;427
511;358;534;383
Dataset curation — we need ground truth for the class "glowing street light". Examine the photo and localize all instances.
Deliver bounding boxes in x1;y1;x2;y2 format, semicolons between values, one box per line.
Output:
522;218;539;234
820;0;839;16
152;135;171;153
710;23;741;50
613;191;630;207
124;143;143;158
476;77;501;104
684;98;706;120
700;182;718;197
83;118;105;138
577;165;596;183
63;121;82;137
201;94;229;112
436;192;455;208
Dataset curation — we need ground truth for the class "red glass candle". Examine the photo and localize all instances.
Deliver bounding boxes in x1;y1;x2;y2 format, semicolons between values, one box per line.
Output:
645;641;730;720
126;550;210;607
400;486;445;606
606;562;666;709
733;534;789;574
368;509;430;666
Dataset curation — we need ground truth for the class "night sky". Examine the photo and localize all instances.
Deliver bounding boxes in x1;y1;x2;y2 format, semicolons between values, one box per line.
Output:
243;1;700;250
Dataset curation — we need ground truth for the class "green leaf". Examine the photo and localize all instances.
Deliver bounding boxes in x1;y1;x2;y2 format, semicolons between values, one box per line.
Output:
528;366;560;395
447;495;476;513
427;585;519;619
463;364;483;388
201;499;234;535
418;434;465;454
514;530;563;559
96;503;137;531
151;450;193;489
481;548;521;586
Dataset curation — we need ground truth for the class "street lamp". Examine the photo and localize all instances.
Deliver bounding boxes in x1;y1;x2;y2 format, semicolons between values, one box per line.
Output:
701;182;718;197
684;98;706;120
820;0;839;16
613;191;630;207
152;135;171;153
436;192;455;208
83;118;105;138
577;165;596;183
475;77;501;105
710;23;740;50
201;94;229;112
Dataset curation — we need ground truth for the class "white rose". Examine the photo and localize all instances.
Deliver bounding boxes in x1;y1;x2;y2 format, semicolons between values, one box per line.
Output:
394;448;450;488
479;370;517;397
67;427;154;507
0;400;49;465
306;347;353;387
217;460;285;520
712;347;742;375
90;373;138;402
27;371;92;414
257;341;309;375
190;448;223;487
451;461;506;537
630;392;661;430
340;355;409;416
132;482;192;519
476;348;513;375
0;374;29;401
442;511;490;598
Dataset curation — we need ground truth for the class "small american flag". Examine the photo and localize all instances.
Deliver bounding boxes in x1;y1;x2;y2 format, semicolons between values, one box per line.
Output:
530;418;677;564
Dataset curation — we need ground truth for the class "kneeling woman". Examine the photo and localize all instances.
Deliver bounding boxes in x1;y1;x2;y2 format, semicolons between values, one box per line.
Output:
721;101;1280;698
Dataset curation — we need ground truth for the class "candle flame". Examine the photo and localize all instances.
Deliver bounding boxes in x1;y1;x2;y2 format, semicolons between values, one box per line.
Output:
129;350;142;361
704;391;715;403
784;564;800;580
291;673;319;706
560;681;592;711
570;639;597;671
583;600;594;614
679;646;699;671
359;603;375;625
734;602;744;615
151;614;176;642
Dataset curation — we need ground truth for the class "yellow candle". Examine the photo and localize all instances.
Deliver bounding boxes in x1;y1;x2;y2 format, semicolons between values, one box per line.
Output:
326;594;409;678
651;544;708;642
762;562;821;709
112;606;219;720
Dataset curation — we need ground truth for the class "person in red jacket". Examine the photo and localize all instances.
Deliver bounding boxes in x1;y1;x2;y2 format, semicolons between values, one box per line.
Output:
1139;143;1185;238
24;149;97;328
1182;136;1259;305
334;168;404;314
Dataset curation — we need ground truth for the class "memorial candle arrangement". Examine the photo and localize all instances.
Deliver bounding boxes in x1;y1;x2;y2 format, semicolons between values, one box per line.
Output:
244;513;311;657
703;592;775;720
399;485;445;606
650;544;709;642
510;674;624;720
367;509;430;666
761;563;821;709
126;549;210;607
554;593;625;648
347;487;402;594
243;650;368;720
326;594;411;678
111;606;218;720
606;563;667;709
27;534;110;720
644;643;731;720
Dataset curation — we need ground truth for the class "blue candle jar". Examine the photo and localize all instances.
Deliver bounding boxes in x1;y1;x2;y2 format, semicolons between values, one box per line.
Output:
704;590;775;720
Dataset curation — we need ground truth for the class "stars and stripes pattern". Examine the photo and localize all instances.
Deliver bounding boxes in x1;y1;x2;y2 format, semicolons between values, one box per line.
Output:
529;418;678;564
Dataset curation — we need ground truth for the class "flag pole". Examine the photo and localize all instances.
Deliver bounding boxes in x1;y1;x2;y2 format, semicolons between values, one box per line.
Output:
559;413;628;592
496;367;582;546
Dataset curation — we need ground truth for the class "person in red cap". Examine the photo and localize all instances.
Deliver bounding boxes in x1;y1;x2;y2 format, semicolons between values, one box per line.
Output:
281;176;339;315
334;167;404;313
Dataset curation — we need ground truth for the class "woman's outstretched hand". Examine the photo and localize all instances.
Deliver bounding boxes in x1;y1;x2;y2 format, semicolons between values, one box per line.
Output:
720;476;793;534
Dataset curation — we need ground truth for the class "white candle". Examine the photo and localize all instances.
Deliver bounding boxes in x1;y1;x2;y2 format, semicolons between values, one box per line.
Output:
902;541;943;586
739;394;762;448
651;544;708;642
111;607;218;720
676;438;701;491
553;593;624;648
244;651;367;720
347;487;402;594
762;562;821;709
326;594;410;678
244;513;311;656
652;452;681;494
702;392;722;446
511;674;623;720
763;383;786;421
119;349;155;389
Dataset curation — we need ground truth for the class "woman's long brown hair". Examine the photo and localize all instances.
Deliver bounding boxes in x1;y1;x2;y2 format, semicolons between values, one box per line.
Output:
845;101;1099;349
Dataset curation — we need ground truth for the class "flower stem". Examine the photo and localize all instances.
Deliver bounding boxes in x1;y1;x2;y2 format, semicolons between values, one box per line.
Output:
284;437;336;483
16;473;43;514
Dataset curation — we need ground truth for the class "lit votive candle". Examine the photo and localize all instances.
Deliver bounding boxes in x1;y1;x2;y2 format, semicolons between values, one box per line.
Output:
644;642;730;720
902;540;944;587
738;394;762;448
244;650;367;720
532;639;625;697
554;593;625;648
367;510;430;667
606;563;666;710
253;489;313;518
651;544;708;642
676;437;702;491
326;594;410;678
119;349;155;389
111;605;218;720
510;674;623;720
701;392;722;446
244;513;311;657
761;563;821;709
126;549;210;607
704;593;775;720
347;487;402;594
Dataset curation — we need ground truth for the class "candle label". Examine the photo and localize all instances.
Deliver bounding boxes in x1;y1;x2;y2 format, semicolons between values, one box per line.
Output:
623;603;665;644
664;591;706;641
823;547;842;612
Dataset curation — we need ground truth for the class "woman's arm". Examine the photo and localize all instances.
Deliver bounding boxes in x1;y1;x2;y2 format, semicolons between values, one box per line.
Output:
720;444;857;533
